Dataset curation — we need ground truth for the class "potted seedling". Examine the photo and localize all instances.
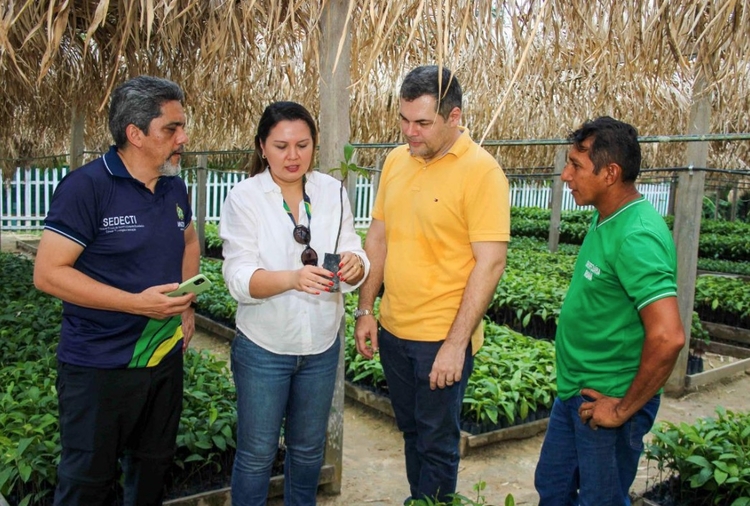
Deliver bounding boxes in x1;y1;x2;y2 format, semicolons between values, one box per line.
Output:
324;143;370;292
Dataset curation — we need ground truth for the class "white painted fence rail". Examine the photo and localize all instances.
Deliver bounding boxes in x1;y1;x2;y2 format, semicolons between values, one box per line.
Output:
509;180;671;216
2;167;670;230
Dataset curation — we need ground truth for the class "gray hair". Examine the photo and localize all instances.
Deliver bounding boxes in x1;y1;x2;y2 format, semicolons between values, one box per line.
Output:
108;76;185;148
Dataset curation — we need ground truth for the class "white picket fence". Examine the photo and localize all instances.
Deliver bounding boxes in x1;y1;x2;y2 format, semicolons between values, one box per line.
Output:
1;167;670;230
509;180;671;216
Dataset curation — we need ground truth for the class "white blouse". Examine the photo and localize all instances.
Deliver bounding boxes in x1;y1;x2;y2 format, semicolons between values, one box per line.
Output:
220;169;369;355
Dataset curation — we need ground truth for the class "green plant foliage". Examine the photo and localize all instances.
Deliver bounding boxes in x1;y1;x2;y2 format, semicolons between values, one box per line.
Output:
197;258;237;325
699;233;750;262
406;481;516;505
328;143;371;253
698;258;750;276
510;208;590;245
0;252;238;504
204;222;222;250
170;349;237;492
645;408;750;505
488;243;575;339
509;236;580;256
700;219;750;236
495;237;750;334
329;142;371;181
511;207;750;263
695;275;750;328
691;312;710;344
343;295;387;390
0;253;61;506
463;324;556;426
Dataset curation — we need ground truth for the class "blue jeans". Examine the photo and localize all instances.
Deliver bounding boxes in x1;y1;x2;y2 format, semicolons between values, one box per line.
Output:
230;332;340;506
534;394;661;506
378;327;473;503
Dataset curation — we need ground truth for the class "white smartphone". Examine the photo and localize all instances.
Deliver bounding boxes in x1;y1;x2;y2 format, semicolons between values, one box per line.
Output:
167;273;212;297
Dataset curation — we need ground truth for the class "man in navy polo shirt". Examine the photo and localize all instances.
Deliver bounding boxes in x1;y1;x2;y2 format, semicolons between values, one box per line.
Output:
34;76;199;505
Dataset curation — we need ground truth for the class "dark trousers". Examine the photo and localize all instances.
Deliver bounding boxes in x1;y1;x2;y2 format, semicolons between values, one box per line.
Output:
54;351;184;506
378;327;473;503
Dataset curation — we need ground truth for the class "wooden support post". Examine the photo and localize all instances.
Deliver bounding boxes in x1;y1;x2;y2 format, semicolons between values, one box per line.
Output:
319;0;350;494
318;0;351;177
372;156;383;199
196;155;208;257
667;176;677;216
346;168;357;219
714;189;720;220
548;147;566;253
322;316;346;495
730;182;739;221
666;77;710;396
69;105;85;171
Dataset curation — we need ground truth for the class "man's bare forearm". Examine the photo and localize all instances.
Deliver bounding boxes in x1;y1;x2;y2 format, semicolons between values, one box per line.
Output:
358;220;386;309
444;241;507;347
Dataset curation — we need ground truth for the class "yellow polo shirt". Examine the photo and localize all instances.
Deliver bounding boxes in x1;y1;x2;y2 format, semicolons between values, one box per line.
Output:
372;129;510;351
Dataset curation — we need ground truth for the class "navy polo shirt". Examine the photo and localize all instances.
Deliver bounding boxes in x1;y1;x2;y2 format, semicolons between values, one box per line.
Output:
45;146;193;368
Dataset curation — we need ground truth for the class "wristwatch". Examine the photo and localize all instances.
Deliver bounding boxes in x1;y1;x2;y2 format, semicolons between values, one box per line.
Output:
353;308;373;319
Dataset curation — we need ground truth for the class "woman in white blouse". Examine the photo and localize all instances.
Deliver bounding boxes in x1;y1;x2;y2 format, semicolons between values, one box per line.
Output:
220;102;369;506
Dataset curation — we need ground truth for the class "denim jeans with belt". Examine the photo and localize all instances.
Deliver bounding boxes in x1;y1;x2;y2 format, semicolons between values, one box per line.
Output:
230;332;339;506
378;326;473;503
534;393;660;506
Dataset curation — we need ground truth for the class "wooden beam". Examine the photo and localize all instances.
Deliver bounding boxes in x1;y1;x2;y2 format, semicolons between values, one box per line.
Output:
667;176;677;216
344;381;395;417
714;188;720;219
685;357;750;388
318;0;351;177
665;76;710;396
161;465;336;505
547;147;566;252
698;340;750;360
318;1;350;494
731;182;739;221
460;418;548;458
69;105;85;171
196;155;208;257
701;321;750;346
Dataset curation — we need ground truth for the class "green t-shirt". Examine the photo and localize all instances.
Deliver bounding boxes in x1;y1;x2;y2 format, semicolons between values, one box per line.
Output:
555;196;677;400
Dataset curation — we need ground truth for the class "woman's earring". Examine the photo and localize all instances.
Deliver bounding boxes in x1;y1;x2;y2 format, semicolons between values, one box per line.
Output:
262;153;266;159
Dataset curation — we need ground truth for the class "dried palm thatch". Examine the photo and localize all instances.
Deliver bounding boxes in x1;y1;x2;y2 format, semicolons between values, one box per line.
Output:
1;0;749;180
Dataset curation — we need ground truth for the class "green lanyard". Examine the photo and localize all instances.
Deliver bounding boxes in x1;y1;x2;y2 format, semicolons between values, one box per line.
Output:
282;177;312;226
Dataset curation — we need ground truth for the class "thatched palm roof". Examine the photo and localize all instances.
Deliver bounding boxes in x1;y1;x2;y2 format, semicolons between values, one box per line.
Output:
1;1;749;176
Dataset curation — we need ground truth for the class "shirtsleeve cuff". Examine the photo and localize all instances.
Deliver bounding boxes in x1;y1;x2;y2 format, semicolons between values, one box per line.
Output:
227;265;265;305
636;291;677;311
44;222;89;248
341;252;370;293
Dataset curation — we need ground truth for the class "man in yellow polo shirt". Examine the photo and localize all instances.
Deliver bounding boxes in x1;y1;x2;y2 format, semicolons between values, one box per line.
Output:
354;65;510;504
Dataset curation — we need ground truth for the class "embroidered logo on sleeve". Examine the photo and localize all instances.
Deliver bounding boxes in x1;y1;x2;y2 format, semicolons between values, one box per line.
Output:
176;204;186;230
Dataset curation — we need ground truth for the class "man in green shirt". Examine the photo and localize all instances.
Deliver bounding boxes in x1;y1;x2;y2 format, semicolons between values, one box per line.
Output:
534;116;685;505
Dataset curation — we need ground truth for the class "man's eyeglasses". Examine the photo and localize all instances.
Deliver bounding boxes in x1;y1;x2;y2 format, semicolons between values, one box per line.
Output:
293;224;318;266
